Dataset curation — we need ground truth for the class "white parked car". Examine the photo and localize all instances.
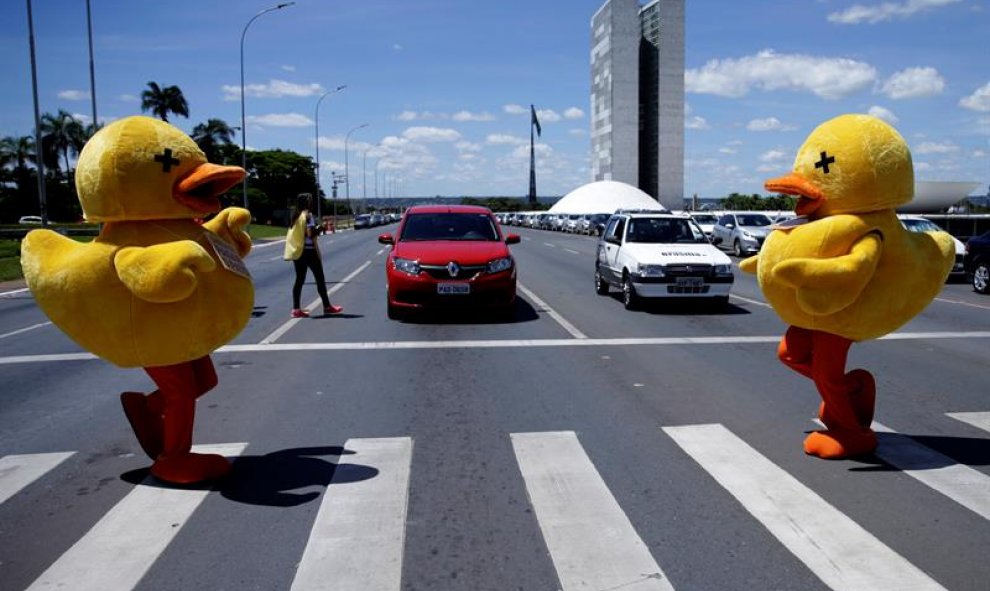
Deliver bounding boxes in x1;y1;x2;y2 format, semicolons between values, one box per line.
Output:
711;212;774;257
687;212;719;239
595;211;734;309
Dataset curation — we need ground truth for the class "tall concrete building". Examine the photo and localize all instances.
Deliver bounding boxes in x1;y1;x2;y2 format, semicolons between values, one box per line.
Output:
590;0;684;211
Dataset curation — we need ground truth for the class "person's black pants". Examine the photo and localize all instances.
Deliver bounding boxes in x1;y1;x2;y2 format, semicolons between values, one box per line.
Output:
292;248;330;309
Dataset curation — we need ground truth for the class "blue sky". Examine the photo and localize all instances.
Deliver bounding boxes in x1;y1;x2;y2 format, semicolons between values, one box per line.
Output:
1;0;987;200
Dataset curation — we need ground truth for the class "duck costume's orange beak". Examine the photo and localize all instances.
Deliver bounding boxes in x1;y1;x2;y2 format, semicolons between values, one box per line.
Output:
764;173;825;217
175;163;246;215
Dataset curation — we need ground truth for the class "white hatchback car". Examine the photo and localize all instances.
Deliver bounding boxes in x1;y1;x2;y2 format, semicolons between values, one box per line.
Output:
595;211;734;309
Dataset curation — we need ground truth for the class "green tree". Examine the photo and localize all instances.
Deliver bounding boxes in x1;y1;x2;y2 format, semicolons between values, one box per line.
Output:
191;119;236;163
246;149;317;223
41;110;84;181
140;82;189;122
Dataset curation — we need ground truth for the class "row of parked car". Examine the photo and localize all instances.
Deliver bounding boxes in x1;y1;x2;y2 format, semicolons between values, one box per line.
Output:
354;212;401;229
496;212;612;236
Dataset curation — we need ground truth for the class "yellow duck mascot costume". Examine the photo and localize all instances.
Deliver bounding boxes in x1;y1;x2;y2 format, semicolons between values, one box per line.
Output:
739;114;955;459
21;116;253;484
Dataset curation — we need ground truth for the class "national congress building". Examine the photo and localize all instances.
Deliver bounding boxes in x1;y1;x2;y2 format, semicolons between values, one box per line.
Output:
591;0;684;211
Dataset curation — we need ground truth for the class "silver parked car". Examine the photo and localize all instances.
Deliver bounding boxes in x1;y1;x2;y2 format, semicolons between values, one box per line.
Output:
711;212;774;256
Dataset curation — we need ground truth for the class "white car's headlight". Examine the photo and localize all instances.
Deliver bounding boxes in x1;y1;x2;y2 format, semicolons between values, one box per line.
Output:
637;264;665;277
487;257;513;274
715;264;732;275
741;230;754;239
393;257;421;275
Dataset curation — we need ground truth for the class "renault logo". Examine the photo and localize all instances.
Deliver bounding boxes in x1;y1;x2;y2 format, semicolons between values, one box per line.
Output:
447;262;460;278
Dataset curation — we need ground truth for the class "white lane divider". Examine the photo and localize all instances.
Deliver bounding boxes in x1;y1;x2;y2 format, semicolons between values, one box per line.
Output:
0;451;75;505
665;424;947;591
728;293;771;308
512;431;675;591
26;443;247;591
516;282;588;339
260;260;372;345
0;321;52;340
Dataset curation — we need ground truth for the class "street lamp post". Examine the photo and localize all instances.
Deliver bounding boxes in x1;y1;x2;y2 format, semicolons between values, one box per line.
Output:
362;145;377;214
315;84;346;227
240;2;294;212
344;123;368;217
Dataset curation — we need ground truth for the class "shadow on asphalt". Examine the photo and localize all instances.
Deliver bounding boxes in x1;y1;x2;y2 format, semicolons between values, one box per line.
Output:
825;433;990;471
605;294;751;315
121;446;379;506
392;296;539;325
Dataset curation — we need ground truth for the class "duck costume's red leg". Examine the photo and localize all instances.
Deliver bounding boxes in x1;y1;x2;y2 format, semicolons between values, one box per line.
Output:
140;356;230;484
778;327;877;459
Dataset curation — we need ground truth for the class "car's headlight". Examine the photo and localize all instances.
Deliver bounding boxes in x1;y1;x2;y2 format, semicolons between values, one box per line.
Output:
637;264;665;277
393;257;421;275
487;256;513;274
715;264;732;275
741;230;753;239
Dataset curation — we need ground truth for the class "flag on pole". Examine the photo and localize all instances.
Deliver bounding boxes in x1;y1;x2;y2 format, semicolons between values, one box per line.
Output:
531;104;541;137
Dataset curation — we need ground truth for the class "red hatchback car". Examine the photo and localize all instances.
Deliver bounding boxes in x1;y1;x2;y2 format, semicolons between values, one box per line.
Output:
378;205;521;319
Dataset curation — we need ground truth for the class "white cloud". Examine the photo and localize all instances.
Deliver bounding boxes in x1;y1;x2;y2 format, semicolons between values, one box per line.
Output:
881;67;944;99
455;141;482;152
828;0;962;24
402;126;462;143
396;111;418;121
914;141;959;154
760;149;789;163
719;146;737;154
746;117;796;132
960;82;990;112
914;161;933;172
564;107;584;119
281;65;296;72
393;44;403;51
486;134;527;146
686;49;876;100
247;113;313;127
223;79;324;100
452;110;495;122
58;89;89;101
393;110;443;121
119;94;138;102
569;128;588;136
973;149;987;158
685;116;709;129
867;105;900;124
503;104;528;115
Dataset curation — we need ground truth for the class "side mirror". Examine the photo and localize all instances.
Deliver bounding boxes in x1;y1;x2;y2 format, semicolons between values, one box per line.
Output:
505;233;521;245
377;233;394;245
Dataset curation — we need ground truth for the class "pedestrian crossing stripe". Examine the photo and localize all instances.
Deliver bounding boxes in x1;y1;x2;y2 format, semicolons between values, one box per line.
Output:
0;451;74;505
664;424;947;591
24;443;247;591
946;411;990;434
512;431;675;591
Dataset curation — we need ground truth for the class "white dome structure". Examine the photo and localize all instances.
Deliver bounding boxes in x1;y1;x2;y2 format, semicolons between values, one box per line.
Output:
549;180;665;214
897;181;982;213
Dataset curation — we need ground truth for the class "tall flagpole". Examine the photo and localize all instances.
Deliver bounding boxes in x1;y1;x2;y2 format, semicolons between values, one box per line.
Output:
528;104;537;206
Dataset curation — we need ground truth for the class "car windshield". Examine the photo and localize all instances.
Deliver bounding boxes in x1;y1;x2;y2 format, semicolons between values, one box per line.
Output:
400;213;500;241
626;218;707;244
901;218;942;233
737;214;772;227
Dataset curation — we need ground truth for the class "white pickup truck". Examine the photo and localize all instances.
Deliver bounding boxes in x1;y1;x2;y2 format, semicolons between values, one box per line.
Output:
594;210;735;310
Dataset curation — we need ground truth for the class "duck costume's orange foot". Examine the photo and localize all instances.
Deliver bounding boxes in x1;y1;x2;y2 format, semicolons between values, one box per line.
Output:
818;368;876;428
150;453;231;484
120;392;164;460
804;429;877;459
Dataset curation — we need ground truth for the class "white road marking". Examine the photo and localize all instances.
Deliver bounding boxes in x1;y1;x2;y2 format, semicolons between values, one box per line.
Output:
564;248;581;255
814;418;990;520
0;287;30;297
0;452;75;505
665;424;947;591
729;293;771;308
543;242;556;248
249;239;285;250
26;443;247;591
3;331;990;365
946;411;990;434
0;321;52;340
934;297;990;310
260;260;372;344
517;282;588;339
291;437;412;591
511;431;675;591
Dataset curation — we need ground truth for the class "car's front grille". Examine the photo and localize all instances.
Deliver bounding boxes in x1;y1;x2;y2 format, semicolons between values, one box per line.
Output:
665;264;713;276
667;285;712;294
420;264;486;279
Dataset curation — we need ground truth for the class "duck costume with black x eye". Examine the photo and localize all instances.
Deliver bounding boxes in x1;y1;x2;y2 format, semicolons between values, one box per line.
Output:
740;114;955;459
21;116;253;484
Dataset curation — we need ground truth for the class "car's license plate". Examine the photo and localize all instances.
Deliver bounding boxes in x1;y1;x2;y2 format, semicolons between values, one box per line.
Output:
437;282;470;294
676;277;703;287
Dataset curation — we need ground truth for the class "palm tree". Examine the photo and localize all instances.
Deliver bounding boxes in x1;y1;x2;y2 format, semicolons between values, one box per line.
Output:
41;110;85;181
191;119;236;163
140;82;189;122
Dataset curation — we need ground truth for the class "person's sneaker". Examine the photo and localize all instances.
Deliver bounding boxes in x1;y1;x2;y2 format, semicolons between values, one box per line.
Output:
291;309;310;318
324;304;344;315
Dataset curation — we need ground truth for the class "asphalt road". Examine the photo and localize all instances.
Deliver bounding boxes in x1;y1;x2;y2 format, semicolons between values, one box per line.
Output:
1;224;988;591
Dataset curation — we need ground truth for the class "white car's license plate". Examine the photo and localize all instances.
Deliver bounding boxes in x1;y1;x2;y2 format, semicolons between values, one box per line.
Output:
437;282;470;294
675;277;703;287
